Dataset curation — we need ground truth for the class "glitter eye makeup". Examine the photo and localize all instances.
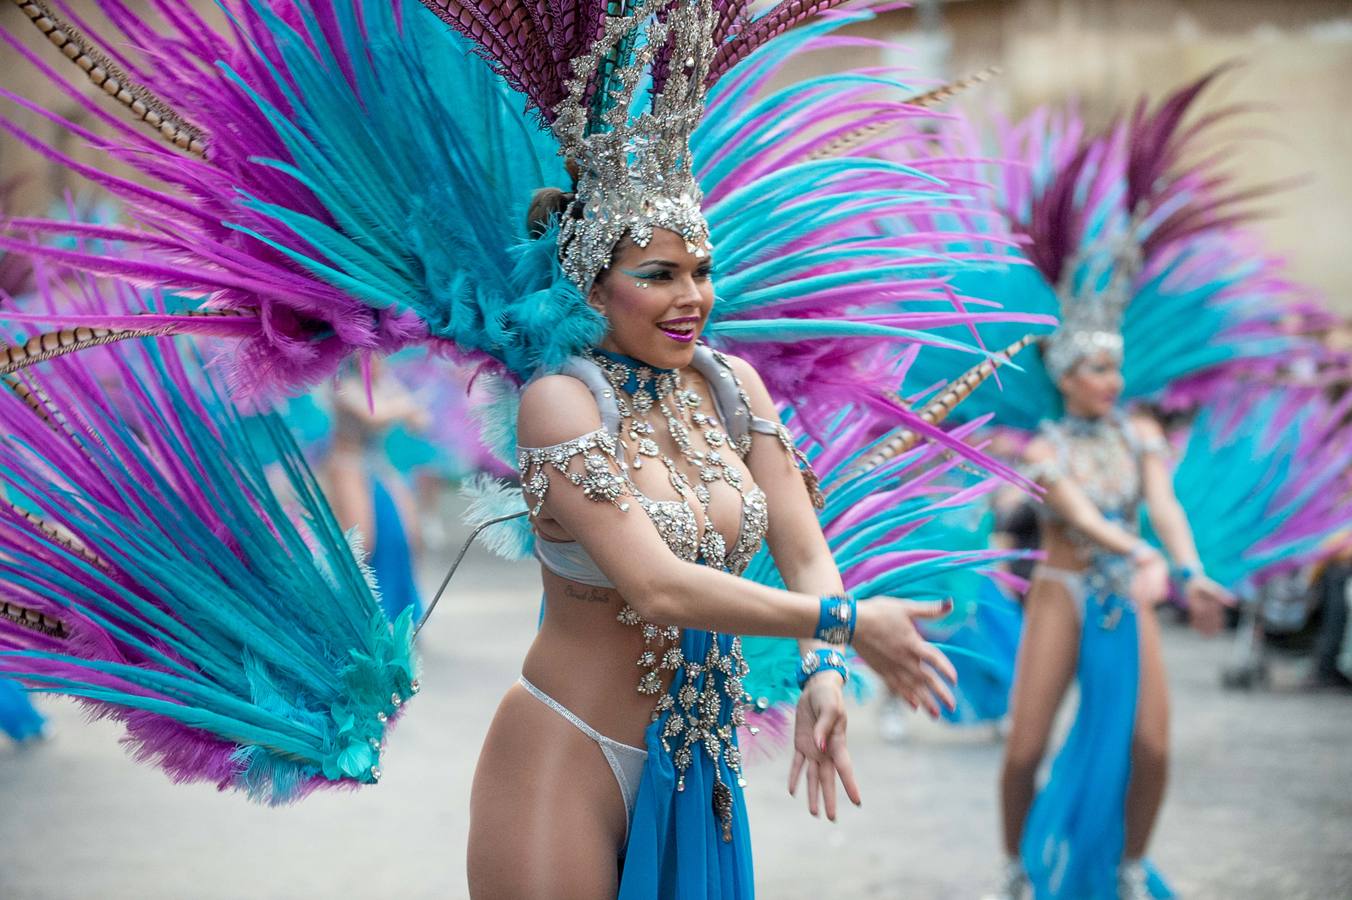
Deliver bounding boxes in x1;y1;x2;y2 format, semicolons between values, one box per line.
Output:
620;268;663;288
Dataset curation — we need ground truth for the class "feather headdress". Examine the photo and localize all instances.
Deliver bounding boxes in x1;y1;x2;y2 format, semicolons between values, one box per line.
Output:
1;0;1049;471
889;73;1323;429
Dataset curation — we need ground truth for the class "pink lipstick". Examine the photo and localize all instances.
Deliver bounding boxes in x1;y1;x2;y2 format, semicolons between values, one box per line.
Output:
658;316;699;344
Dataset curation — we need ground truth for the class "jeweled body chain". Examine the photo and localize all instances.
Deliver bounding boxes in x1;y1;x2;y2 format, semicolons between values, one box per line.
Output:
517;348;779;840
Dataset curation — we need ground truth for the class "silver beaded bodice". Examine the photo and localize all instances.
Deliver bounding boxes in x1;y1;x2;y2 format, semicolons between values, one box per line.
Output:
1025;411;1166;563
1026;412;1159;602
516;432;768;577
516;348;793;833
1051;415;1141;520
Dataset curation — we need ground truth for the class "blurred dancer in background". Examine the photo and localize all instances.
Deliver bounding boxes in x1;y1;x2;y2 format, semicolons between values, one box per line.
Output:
886;73;1338;897
1003;352;1227;900
321;361;428;622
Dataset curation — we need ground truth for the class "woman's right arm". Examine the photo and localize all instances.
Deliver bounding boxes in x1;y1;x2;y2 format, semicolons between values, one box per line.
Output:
518;376;955;701
1026;437;1168;602
1026;437;1151;557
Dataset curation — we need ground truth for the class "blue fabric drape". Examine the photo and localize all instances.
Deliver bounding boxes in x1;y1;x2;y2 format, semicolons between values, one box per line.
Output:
619;629;755;899
1022;591;1172;899
370;476;423;622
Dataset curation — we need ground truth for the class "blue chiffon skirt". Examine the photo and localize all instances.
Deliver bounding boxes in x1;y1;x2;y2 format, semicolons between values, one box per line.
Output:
618;628;755;899
1022;591;1172;899
370;476;422;622
0;676;44;743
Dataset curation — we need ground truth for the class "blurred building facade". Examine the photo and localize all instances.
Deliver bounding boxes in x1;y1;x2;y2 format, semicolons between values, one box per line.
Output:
863;0;1352;316
1;0;1349;311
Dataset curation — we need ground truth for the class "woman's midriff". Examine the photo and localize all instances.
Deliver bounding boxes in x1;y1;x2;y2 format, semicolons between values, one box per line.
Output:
1037;522;1094;573
517;565;676;748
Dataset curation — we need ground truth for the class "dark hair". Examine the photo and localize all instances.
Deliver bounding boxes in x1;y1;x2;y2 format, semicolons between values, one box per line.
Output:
527;187;612;284
526;187;573;238
525;158;583;238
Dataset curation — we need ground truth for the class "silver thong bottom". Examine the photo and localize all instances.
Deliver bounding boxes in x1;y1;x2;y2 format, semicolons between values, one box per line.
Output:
517;676;647;840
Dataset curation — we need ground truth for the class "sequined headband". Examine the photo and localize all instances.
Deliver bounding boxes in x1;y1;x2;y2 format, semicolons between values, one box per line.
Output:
551;0;716;294
1043;232;1142;380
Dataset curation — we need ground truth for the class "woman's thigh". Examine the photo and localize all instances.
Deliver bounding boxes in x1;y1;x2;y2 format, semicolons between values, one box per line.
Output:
468;684;631;900
1132;600;1169;754
321;458;373;542
1005;578;1082;767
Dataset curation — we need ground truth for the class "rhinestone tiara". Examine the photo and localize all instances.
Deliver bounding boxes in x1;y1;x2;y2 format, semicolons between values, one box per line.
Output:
552;0;715;294
1043;230;1142;380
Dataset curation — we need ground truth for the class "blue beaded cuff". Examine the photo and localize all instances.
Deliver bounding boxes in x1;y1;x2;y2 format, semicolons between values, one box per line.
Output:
814;594;857;644
796;649;849;690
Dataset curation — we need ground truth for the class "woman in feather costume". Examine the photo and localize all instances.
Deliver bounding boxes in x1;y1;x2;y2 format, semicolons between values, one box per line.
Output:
320;359;428;622
0;0;1055;895
876;75;1334;899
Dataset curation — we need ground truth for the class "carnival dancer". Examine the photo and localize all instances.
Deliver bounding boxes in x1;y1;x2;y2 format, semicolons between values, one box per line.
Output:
321;360;428;622
997;347;1226;900
874;73;1336;898
0;1;1054;896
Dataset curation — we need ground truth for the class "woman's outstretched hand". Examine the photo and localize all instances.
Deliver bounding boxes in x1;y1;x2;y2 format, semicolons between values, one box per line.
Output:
788;673;859;821
1185;574;1232;636
852;598;958;718
1131;551;1170;607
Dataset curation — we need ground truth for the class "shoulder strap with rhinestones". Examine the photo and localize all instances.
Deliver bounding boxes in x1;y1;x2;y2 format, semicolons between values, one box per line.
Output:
696;346;825;507
541;356;628;465
689;345;752;446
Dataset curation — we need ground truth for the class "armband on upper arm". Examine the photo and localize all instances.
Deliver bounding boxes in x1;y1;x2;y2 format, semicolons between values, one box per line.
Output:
517;428;632;516
1138;434;1170;458
750;415;825;509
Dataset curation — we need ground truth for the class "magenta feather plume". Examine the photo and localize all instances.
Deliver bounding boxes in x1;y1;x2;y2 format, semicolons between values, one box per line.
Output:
0;264;416;803
0;1;439;397
412;0;861;119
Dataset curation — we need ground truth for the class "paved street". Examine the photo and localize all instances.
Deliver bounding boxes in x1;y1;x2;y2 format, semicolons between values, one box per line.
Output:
2;540;1349;899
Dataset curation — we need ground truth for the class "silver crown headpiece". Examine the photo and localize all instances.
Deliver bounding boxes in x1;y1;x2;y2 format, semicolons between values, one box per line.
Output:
551;0;715;294
1043;231;1143;381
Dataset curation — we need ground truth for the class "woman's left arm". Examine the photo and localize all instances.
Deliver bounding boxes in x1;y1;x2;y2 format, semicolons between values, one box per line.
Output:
729;356;953;821
1134;413;1231;634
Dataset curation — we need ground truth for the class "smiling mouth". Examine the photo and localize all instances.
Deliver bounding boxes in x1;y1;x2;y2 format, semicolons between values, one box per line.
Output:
658;318;698;343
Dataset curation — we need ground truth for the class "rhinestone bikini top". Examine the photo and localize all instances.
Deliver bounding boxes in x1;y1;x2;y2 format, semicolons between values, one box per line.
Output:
516;345;818;831
517;346;782;579
1026;411;1166;539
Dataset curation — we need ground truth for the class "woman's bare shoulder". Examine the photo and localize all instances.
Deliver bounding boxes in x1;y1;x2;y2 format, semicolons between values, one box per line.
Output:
1126;412;1165;443
1023;435;1058;464
517;375;605;448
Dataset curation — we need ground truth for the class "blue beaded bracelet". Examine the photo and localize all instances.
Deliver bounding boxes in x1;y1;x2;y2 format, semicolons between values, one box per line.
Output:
814;593;857;644
796;649;849;690
1173;563;1201;583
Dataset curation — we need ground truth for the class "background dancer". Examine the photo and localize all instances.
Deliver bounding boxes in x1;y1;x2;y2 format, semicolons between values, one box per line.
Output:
321;360;429;622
